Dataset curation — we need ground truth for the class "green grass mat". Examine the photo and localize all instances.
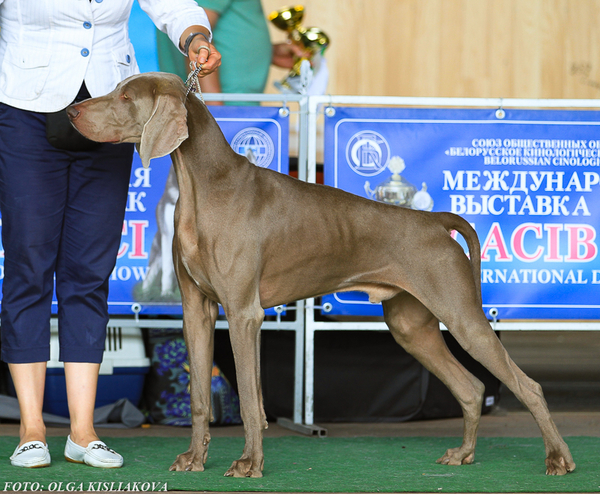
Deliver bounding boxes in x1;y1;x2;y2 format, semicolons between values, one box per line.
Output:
0;436;598;492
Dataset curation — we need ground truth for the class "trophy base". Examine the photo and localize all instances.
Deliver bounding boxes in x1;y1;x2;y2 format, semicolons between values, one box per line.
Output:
274;74;312;95
274;80;297;94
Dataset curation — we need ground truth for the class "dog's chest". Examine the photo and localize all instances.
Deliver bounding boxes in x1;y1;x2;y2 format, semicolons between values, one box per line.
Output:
174;224;221;302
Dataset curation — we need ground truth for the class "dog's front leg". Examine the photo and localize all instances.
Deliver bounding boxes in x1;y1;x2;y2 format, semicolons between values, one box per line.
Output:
224;305;266;478
169;266;218;472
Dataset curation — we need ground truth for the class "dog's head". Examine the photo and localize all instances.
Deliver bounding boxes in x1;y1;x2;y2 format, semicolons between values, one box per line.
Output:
67;72;189;168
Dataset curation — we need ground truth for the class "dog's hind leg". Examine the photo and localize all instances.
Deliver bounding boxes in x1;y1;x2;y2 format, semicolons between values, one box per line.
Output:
169;263;219;472
223;300;266;478
383;292;486;466
441;309;575;475
405;242;575;475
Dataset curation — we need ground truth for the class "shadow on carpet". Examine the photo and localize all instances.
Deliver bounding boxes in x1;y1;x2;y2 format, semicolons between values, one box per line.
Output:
0;436;598;492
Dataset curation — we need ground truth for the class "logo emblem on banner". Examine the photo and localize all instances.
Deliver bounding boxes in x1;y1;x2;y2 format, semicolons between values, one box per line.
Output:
231;128;275;168
346;130;390;176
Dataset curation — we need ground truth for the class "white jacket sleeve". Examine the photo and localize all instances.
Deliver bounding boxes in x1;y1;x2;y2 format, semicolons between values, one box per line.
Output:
139;0;212;55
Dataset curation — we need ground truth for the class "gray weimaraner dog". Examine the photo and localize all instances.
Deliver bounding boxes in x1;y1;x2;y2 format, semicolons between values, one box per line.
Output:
67;72;575;478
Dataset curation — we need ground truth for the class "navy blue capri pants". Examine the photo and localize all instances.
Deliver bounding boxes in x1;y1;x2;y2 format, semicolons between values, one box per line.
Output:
0;94;134;364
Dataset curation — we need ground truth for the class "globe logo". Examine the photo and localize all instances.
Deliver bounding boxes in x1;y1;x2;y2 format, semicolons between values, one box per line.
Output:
345;130;390;176
231;128;275;168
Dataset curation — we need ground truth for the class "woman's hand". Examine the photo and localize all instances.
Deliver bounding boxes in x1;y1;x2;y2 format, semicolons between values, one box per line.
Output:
180;27;222;77
272;42;311;69
188;36;221;76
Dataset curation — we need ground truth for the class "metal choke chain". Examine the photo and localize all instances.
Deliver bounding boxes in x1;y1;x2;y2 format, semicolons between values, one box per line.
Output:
185;62;204;101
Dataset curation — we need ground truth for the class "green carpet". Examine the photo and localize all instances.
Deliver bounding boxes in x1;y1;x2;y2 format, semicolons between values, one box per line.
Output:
0;436;598;492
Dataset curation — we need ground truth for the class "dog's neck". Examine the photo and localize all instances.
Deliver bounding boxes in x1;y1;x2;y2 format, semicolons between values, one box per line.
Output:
171;95;257;201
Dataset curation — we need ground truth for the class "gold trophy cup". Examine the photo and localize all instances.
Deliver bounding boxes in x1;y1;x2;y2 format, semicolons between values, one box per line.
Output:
268;5;330;92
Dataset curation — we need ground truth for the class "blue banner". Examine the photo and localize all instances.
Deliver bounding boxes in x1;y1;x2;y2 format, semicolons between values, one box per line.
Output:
322;107;600;320
0;105;289;317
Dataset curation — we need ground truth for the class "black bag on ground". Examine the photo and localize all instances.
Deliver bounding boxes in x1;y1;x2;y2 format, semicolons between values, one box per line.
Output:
261;329;501;422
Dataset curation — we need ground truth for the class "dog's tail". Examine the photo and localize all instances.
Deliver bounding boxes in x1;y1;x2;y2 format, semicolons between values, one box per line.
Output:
438;212;482;306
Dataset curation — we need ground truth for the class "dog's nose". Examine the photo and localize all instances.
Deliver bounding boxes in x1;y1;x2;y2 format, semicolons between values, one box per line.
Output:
66;106;80;120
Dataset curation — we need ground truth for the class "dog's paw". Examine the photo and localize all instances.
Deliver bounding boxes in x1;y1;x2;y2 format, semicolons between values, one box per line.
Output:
169;450;207;472
436;447;475;466
545;453;576;475
224;457;263;478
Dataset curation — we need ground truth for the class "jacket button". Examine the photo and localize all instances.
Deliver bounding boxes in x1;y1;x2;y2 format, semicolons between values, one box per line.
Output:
81;48;90;57
126;55;131;63
83;22;92;29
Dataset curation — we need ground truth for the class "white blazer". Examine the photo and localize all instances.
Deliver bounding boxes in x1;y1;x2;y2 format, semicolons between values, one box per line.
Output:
0;0;211;112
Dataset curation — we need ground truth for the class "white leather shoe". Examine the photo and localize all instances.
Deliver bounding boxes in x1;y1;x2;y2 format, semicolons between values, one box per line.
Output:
10;441;51;468
64;435;123;468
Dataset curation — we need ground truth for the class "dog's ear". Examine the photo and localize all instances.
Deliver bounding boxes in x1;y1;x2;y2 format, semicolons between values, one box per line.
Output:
137;94;189;168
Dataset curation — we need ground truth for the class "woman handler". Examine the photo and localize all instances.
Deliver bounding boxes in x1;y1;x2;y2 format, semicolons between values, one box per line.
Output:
0;0;220;468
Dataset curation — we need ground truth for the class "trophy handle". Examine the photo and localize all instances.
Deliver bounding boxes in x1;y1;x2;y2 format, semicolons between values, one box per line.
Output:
411;182;434;211
364;181;376;199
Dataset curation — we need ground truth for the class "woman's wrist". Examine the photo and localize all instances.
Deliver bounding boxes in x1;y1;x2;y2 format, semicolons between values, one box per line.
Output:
183;31;211;56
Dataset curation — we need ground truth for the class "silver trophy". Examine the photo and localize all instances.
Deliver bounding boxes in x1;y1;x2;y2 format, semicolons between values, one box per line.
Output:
364;156;434;211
